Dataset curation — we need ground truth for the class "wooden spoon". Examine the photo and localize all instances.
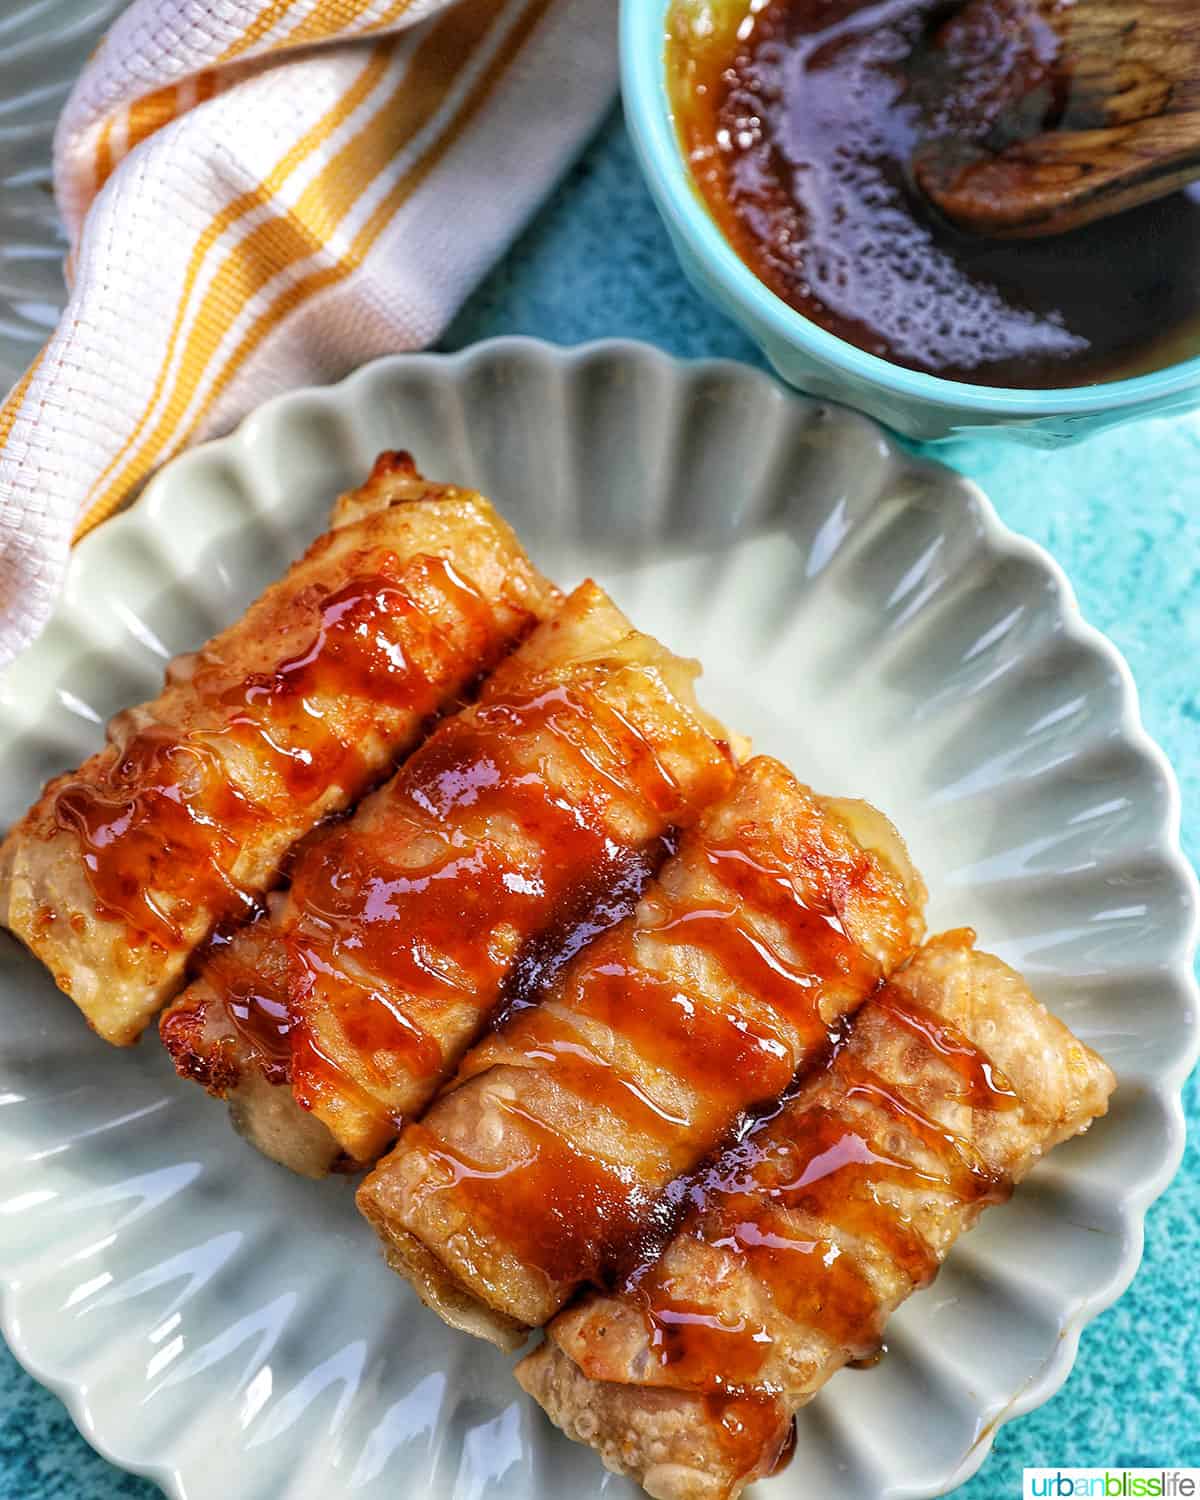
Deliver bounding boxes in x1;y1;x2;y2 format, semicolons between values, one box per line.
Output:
912;0;1200;237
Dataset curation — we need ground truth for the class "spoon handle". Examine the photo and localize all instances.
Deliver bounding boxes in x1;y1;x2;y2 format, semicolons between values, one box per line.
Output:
914;0;1200;238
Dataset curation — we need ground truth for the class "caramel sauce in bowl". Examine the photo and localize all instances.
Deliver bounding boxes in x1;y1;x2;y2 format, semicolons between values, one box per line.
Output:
667;0;1200;389
621;0;1200;438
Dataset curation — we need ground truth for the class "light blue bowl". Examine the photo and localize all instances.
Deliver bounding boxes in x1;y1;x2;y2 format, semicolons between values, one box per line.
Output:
621;0;1200;444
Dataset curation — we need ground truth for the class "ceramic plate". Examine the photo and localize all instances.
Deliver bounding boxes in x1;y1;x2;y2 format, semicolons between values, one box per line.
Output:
0;339;1195;1500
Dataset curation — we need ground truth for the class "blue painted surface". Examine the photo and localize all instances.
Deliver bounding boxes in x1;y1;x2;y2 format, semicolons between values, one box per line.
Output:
2;107;1197;1497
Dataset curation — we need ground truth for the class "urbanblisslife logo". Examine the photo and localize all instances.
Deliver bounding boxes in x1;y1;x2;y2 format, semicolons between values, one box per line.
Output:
1025;1473;1200;1498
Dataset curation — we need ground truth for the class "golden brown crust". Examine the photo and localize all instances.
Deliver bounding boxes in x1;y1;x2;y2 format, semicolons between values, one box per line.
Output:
516;1344;775;1500
159;975;244;1095
1;454;557;1045
168;581;737;1174
356;1188;528;1351
357;757;925;1339
519;936;1115;1500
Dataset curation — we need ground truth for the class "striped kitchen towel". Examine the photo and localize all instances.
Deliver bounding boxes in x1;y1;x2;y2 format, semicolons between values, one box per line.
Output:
0;0;615;663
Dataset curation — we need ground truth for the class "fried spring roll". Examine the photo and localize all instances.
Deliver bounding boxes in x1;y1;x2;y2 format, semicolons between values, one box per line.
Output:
516;933;1116;1500
0;454;557;1044
357;757;926;1348
162;581;739;1174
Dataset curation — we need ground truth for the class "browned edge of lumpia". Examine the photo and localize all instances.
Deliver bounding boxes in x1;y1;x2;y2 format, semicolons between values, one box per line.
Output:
2;452;558;1044
357;757;926;1346
165;581;741;1177
515;933;1115;1500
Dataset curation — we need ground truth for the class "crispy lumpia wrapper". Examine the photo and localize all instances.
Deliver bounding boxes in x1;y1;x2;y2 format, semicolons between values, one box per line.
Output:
518;934;1115;1500
359;757;925;1338
168;581;738;1169
3;454;557;1044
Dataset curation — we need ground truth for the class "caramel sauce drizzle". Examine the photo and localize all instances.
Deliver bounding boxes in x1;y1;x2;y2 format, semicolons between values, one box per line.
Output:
624;986;1019;1406
701;1391;795;1488
202;918;294;1084
872;986;1019;1110
486;835;674;1030
277;670;721;1127
51;552;497;951
409;804;887;1292
406;1105;660;1287
53;728;261;945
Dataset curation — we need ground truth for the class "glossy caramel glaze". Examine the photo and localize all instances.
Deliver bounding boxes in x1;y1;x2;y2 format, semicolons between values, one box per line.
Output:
203;581;735;1166
626;1002;1015;1396
53;555;491;951
525;936;1113;1500
611;971;1019;1400
701;1392;795;1488
4;453;558;1045
199;915;294;1086
550;987;1016;1480
188;837;672;1104
360;756;924;1333
287;689;683;1110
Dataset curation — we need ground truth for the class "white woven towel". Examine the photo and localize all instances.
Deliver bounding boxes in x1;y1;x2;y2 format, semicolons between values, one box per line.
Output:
0;0;616;664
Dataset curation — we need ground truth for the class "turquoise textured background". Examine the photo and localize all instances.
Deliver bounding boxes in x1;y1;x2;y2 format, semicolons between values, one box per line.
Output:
2;107;1198;1498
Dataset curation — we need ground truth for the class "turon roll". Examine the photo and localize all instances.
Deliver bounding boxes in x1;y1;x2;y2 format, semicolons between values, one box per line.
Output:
0;453;557;1043
517;934;1115;1500
358;756;926;1346
162;581;738;1174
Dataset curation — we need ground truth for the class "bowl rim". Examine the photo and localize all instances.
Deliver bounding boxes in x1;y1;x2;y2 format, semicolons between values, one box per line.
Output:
620;0;1200;419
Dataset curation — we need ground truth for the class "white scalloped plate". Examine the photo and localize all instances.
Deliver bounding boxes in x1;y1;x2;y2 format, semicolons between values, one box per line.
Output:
0;339;1196;1500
